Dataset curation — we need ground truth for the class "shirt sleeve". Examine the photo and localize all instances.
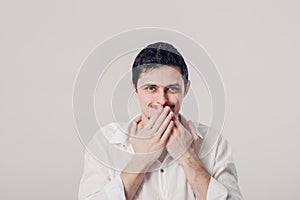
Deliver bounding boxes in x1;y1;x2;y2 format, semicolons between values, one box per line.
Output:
207;136;243;200
78;150;126;200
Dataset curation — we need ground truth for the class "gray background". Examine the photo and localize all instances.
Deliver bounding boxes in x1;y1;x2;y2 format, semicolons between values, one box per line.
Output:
1;0;299;199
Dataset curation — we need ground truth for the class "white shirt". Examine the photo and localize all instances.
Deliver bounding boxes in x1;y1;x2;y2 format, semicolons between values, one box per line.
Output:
78;119;242;200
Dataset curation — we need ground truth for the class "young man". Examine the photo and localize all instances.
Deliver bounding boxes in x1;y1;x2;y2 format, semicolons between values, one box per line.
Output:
78;42;242;200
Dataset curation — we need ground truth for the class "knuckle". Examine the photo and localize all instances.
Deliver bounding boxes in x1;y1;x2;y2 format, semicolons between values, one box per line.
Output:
159;139;165;144
144;125;151;131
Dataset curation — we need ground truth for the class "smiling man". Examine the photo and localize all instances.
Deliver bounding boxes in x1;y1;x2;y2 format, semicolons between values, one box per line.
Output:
78;42;242;200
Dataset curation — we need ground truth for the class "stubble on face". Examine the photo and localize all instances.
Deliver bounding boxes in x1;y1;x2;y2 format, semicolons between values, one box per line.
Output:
135;66;187;126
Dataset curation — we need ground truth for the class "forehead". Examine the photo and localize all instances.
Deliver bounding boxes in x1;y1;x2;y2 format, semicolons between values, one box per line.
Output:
137;65;184;87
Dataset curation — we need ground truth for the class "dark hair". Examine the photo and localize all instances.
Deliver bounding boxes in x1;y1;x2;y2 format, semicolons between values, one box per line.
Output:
132;42;188;90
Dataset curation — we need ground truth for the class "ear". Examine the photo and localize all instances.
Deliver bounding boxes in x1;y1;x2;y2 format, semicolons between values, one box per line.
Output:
130;80;138;97
184;80;191;97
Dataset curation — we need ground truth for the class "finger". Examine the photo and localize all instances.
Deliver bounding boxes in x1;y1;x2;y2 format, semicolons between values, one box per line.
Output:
131;115;142;131
132;114;142;132
151;106;172;132
137;121;143;132
149;104;163;118
173;115;181;128
187;120;198;140
133;115;142;123
149;104;160;109
155;110;174;136
160;120;174;144
145;105;163;129
129;121;138;136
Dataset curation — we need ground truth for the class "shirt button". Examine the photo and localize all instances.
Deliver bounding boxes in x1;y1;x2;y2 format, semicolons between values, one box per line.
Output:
160;169;164;173
122;144;126;148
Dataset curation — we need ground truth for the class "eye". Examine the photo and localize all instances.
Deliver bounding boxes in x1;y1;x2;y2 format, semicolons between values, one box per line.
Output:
167;87;179;93
145;85;156;92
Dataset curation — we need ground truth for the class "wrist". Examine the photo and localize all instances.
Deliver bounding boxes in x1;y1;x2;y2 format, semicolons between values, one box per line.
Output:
128;153;158;173
178;148;199;167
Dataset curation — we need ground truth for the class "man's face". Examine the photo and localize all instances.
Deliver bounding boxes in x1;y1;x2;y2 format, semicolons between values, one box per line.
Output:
132;65;190;120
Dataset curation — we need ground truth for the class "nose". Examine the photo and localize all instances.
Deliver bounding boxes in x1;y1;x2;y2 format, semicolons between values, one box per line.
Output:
155;90;168;106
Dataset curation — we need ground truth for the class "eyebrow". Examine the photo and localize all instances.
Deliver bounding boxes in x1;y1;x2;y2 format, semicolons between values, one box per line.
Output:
140;83;181;88
166;84;181;88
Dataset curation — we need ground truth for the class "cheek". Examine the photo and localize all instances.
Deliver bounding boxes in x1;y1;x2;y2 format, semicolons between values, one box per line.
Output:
168;94;183;104
137;94;153;106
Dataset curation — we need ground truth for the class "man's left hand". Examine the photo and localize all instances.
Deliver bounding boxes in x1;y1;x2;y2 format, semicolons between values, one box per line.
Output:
166;116;200;164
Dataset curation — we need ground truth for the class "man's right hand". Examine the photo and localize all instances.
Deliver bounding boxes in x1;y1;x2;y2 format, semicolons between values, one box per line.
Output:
128;105;174;171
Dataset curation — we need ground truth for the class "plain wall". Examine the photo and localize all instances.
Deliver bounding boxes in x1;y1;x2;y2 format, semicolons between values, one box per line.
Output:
1;0;300;199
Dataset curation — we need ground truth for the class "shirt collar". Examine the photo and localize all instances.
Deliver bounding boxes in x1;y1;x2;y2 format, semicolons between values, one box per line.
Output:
108;121;131;144
179;114;203;139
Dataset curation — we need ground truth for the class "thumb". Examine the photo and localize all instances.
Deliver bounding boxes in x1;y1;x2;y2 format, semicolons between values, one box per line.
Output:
129;121;138;136
187;120;198;141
